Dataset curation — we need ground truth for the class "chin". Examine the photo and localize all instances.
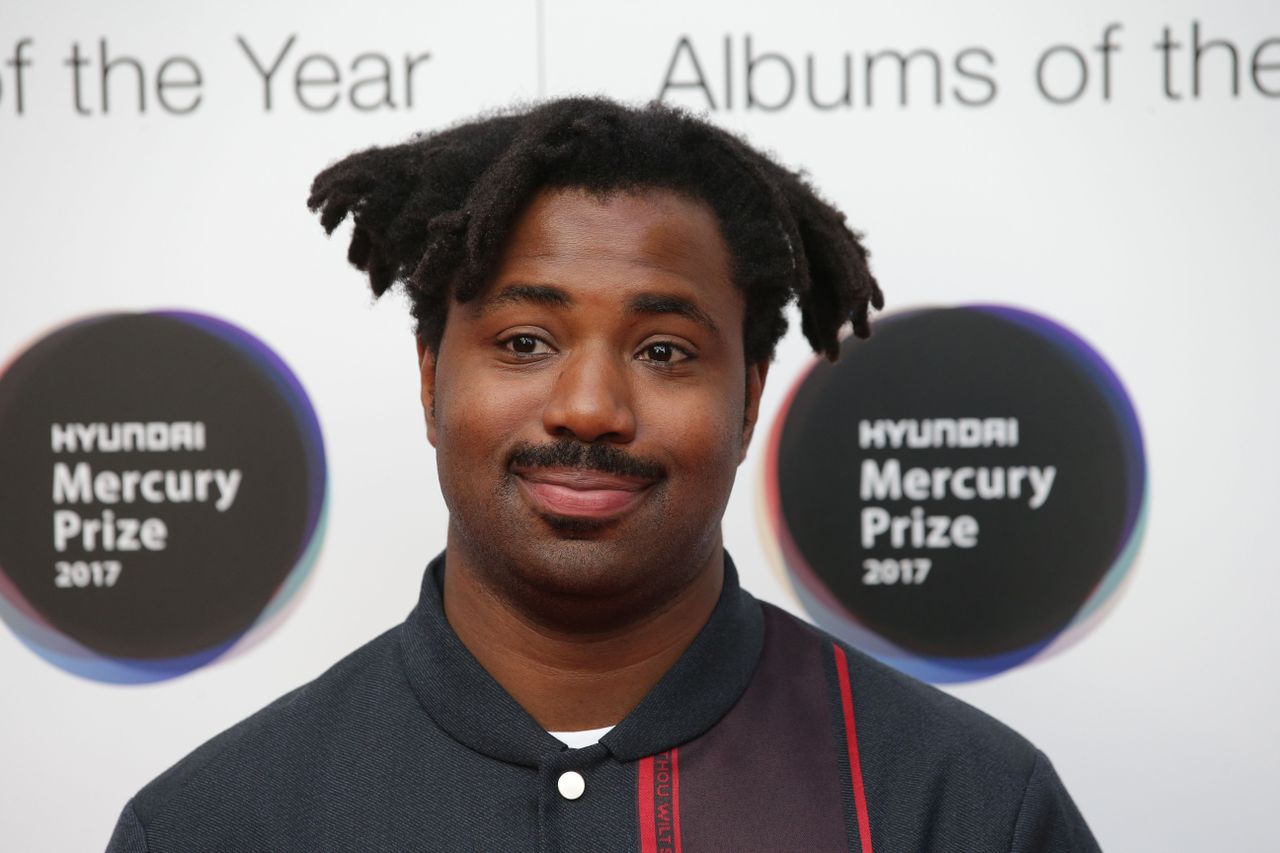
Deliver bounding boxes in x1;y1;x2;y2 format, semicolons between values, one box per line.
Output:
539;512;617;539
510;538;652;599
446;484;725;615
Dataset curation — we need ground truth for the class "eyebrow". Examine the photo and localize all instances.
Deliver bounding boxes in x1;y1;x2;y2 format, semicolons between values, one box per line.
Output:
479;283;573;312
478;283;720;338
627;293;721;338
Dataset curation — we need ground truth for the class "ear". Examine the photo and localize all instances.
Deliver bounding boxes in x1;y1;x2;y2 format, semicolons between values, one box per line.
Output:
416;338;438;447
739;360;770;462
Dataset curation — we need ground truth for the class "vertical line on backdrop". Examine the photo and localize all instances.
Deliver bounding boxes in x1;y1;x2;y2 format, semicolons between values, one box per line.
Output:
536;0;547;96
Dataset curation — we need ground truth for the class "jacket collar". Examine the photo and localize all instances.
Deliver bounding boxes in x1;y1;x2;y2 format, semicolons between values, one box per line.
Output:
398;551;764;767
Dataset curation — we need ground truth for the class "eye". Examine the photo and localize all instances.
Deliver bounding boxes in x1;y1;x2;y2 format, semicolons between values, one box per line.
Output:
637;341;693;365
500;333;554;357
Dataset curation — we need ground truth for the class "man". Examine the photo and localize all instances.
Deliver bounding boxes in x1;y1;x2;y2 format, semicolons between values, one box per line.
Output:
107;98;1100;852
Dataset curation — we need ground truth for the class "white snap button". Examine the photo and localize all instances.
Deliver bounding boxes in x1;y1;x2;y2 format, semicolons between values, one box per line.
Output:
557;770;586;800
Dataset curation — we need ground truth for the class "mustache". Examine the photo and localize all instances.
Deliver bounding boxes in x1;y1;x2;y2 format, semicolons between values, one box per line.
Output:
508;440;665;481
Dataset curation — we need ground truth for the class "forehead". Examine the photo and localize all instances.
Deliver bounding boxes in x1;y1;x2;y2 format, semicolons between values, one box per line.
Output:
486;186;736;306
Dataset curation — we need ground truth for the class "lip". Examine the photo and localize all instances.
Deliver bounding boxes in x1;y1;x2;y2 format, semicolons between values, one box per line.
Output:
514;466;657;521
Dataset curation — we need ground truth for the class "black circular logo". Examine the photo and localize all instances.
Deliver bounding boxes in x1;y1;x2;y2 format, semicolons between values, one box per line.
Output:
0;312;327;683
763;307;1146;681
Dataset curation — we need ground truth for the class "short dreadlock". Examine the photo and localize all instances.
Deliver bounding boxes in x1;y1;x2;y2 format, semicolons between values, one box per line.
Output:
307;97;883;363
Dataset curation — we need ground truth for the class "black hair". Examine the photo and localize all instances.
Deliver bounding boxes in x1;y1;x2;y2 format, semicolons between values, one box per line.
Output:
307;97;883;363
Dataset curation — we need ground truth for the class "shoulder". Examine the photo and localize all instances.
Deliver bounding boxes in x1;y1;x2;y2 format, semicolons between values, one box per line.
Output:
757;601;1045;818
758;599;1037;771
129;626;411;831
753;601;1099;850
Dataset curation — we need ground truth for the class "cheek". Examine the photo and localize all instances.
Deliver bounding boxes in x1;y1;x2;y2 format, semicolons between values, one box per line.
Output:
433;384;532;512
435;369;544;453
645;391;744;471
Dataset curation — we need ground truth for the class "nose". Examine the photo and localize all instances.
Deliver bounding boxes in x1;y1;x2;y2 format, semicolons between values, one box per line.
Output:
541;346;637;444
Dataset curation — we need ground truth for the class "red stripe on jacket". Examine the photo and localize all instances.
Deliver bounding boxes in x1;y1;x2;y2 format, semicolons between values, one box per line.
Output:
638;748;682;853
834;644;874;853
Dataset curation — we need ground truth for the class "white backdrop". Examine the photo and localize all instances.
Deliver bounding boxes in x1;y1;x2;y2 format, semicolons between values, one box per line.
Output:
2;1;1278;850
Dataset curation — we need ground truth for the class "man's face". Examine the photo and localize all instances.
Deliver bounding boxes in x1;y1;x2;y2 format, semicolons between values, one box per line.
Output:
420;187;766;611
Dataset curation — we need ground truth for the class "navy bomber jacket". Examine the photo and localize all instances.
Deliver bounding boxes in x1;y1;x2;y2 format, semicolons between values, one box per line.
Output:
107;554;1100;852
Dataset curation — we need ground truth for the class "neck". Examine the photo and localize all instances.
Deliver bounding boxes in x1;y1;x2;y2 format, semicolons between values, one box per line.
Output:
441;544;725;732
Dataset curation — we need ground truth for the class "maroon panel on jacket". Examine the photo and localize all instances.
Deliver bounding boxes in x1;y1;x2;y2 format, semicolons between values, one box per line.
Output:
675;605;848;850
